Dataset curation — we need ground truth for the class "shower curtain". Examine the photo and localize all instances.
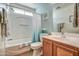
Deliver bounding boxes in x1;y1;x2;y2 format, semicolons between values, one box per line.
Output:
32;13;41;42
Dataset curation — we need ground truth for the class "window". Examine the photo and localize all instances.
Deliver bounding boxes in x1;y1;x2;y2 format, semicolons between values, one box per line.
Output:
13;8;24;15
13;7;33;16
25;11;33;16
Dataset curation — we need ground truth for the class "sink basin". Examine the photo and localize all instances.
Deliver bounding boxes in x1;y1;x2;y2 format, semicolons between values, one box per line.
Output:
49;35;62;38
61;36;79;45
50;35;79;41
63;37;79;41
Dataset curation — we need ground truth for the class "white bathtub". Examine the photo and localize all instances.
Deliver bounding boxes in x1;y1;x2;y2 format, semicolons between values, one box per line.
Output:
5;38;32;48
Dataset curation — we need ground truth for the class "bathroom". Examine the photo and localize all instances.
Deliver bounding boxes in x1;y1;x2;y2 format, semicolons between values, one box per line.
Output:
0;3;79;56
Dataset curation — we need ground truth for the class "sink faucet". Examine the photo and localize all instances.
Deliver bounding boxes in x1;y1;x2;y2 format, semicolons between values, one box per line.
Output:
60;23;65;38
61;31;64;35
61;31;65;38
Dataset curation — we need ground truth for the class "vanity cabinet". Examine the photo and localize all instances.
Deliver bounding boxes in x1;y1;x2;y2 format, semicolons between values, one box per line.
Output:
43;38;79;56
43;38;53;56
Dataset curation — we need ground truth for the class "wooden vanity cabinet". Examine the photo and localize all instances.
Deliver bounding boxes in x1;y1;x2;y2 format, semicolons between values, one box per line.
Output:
53;42;79;56
43;38;79;56
43;38;53;56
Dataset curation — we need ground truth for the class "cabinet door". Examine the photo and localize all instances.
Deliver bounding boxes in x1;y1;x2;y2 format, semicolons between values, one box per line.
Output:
53;42;78;56
43;38;53;56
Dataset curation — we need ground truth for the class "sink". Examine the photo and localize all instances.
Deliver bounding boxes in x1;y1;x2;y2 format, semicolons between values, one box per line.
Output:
61;36;79;45
49;35;62;38
50;35;79;41
49;33;79;42
63;37;79;41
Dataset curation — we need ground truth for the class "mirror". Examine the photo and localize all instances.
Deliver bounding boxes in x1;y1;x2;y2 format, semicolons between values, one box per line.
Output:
41;3;79;34
53;3;79;33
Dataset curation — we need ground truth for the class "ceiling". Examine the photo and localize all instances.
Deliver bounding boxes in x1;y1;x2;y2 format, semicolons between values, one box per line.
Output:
20;3;54;14
20;3;35;8
19;3;73;14
20;3;72;9
20;3;56;9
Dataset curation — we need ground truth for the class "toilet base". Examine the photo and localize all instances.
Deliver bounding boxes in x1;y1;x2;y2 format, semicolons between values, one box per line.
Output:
32;48;42;56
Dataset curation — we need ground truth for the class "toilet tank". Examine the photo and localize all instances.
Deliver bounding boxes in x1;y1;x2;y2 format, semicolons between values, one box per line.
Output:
40;33;48;42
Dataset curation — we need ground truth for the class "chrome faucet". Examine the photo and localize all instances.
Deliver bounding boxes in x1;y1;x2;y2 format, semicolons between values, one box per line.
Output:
60;23;65;38
61;31;65;38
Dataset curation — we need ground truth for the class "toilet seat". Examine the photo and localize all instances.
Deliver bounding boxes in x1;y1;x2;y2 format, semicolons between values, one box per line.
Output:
31;34;48;56
31;42;42;56
31;42;42;49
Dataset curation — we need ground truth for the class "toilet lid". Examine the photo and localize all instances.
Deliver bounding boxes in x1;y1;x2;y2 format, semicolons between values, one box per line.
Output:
31;42;42;47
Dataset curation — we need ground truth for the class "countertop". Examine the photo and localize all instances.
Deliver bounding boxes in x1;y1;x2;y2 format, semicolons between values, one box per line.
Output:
43;33;79;48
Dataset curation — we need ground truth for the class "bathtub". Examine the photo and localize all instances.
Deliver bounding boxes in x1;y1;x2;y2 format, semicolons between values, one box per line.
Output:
5;38;32;48
0;38;32;56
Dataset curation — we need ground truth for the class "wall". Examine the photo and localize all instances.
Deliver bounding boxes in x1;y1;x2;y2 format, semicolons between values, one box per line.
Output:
37;4;53;33
53;4;79;33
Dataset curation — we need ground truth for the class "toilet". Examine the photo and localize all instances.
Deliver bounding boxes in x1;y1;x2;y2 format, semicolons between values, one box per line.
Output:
31;33;48;56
